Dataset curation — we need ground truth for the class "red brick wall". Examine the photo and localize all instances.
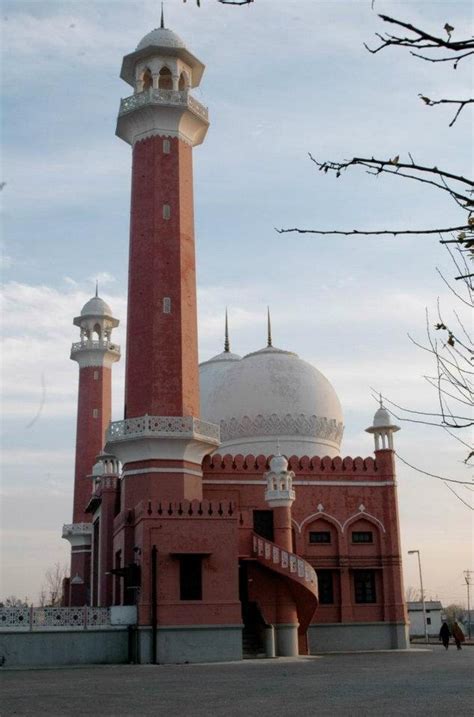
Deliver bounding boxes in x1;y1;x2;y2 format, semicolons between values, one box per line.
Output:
73;365;111;522
124;135;200;419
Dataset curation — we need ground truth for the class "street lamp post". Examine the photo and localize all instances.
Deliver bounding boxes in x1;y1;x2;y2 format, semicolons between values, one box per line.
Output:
408;549;429;644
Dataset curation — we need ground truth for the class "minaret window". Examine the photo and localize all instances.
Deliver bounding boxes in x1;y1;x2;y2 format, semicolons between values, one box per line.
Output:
158;66;172;90
163;139;171;154
142;68;153;91
93;323;101;341
163;297;171;314
163;204;170;220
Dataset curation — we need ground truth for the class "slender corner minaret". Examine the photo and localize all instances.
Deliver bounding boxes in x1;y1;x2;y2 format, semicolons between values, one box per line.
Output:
63;292;120;606
106;23;219;505
264;454;299;657
365;397;400;453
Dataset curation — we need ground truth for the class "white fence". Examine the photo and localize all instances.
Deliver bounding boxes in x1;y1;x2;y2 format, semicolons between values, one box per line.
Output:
0;606;137;631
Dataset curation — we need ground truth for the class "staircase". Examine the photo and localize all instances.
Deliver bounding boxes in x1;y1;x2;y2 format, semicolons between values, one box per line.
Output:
251;532;319;650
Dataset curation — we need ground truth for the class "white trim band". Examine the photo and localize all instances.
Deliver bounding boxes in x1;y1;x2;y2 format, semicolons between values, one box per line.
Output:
123;467;203;478
203;479;395;487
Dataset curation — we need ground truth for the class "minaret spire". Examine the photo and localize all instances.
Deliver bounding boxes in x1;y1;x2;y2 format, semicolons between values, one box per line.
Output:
95;279;99;298
224;308;230;353
160;2;165;29
267;307;272;348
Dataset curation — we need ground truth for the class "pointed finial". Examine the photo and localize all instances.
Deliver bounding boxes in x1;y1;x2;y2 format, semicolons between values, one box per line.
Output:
276;438;281;456
160;2;165;29
267;307;272;347
379;392;383;408
95;280;99;298
224;308;230;353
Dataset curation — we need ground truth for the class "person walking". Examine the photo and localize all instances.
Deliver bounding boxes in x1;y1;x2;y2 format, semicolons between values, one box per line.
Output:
439;621;451;650
452;621;465;650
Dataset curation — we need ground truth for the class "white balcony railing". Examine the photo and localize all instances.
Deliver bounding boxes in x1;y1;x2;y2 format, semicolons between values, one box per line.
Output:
119;88;208;122
107;415;220;443
71;340;120;355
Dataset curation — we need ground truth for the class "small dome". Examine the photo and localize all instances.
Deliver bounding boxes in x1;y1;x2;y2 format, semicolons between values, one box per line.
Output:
200;350;242;366
373;406;392;427
80;296;113;318
137;27;186;51
269;454;289;474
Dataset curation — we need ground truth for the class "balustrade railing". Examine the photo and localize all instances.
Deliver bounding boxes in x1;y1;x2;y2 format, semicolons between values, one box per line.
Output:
107;415;220;443
0;606;136;631
71;340;120;354
252;534;318;592
118;88;208;121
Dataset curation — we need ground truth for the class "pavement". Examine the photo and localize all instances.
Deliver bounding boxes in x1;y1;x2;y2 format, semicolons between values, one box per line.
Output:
0;646;473;716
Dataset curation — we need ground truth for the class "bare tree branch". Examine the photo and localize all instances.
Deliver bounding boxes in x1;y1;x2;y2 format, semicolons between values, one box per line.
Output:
277;225;470;237
419;96;474;127
395;452;473;487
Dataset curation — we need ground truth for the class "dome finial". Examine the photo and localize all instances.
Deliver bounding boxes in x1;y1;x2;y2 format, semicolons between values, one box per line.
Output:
95;279;99;298
267;307;272;348
160;2;165;29
224;308;230;353
379;392;383;408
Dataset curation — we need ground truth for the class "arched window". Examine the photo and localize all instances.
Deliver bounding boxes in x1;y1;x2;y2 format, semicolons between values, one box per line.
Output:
142;68;153;91
178;71;188;91
93;323;102;341
159;67;172;90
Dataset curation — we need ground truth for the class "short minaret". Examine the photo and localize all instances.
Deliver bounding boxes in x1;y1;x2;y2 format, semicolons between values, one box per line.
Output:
63;292;120;606
89;452;121;607
264;453;299;657
365;398;400;451
107;22;218;504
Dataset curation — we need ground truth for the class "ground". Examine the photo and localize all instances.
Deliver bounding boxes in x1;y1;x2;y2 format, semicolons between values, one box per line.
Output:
0;646;472;716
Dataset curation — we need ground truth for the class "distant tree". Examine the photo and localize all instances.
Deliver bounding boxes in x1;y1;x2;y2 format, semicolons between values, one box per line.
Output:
0;595;30;608
443;602;465;627
38;562;68;607
405;586;421;602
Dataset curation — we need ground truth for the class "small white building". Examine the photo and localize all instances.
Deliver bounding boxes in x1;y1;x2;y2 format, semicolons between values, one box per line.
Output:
407;601;443;638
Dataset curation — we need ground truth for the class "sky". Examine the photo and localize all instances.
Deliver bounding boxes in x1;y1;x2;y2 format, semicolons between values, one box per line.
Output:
1;0;472;607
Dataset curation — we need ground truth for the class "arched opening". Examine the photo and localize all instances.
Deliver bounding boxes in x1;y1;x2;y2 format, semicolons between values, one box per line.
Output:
159;66;172;90
142;68;153;91
178;71;188;91
93;323;102;341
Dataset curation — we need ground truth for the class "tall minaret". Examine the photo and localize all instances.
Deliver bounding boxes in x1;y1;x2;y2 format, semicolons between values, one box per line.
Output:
63;292;120;606
107;22;219;503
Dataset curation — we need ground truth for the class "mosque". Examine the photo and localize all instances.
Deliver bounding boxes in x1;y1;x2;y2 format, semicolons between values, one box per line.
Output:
62;19;409;663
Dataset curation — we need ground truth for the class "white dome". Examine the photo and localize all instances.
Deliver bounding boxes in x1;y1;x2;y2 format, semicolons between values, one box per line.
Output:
372;406;392;427
200;345;344;457
80;296;113;318
269;454;289;474
137;27;186;51
200;350;242;419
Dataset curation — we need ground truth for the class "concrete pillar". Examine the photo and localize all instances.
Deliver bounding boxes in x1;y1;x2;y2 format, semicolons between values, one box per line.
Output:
264;625;276;658
275;624;299;657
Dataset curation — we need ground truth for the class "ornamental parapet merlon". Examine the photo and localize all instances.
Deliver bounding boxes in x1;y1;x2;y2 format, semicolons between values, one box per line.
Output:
106;415;220;444
118;88;208;122
203;453;380;475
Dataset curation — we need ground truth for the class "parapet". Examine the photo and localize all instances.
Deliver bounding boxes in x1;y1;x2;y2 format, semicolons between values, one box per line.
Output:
203;453;379;475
